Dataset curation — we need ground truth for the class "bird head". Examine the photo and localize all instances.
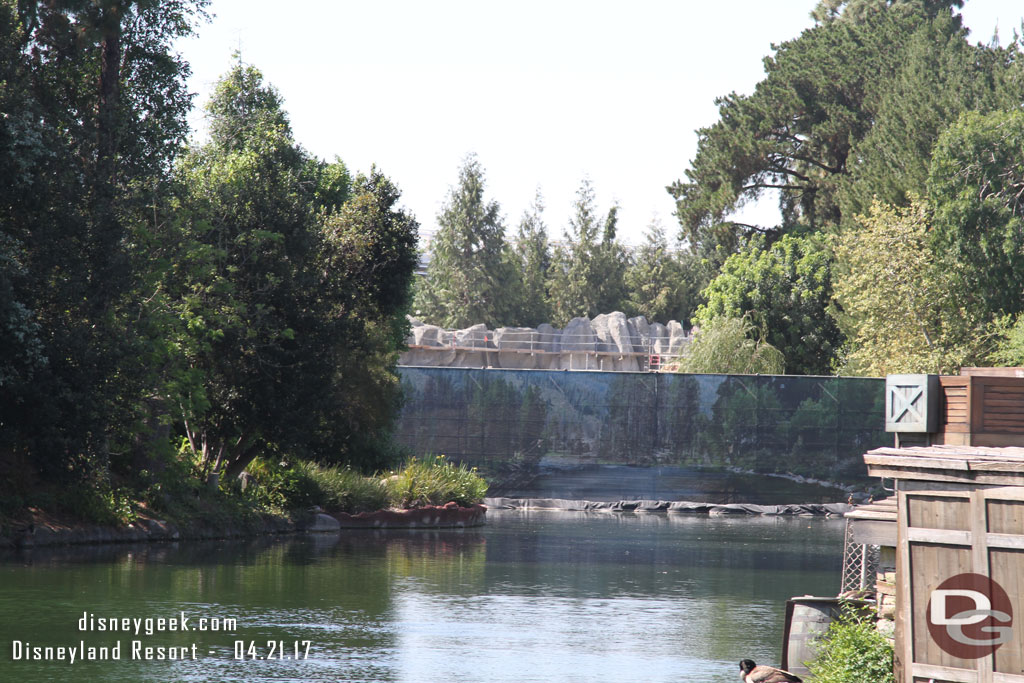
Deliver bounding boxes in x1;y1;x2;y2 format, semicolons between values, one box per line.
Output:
739;659;757;674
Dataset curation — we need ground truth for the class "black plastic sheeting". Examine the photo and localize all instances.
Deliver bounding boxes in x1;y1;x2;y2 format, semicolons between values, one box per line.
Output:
485;497;852;516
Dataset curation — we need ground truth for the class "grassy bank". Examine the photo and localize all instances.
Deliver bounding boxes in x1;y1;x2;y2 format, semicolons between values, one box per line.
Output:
1;455;488;540
245;455;488;514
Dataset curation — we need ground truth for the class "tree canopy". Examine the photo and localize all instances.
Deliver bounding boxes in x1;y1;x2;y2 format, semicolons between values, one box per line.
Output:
414;156;520;329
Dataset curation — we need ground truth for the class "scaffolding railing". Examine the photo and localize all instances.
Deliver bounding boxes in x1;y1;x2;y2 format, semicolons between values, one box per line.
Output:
403;329;693;371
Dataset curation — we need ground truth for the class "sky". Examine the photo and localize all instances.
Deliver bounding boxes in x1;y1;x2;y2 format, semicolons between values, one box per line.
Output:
176;0;1024;247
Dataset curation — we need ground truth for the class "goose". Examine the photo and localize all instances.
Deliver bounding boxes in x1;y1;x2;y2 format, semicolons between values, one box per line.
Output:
739;659;802;682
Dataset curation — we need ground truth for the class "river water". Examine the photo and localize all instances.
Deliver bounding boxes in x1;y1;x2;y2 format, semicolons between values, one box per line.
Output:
0;510;843;682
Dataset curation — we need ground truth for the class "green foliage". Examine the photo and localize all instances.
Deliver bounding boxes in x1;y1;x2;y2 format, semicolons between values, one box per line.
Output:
245;456;487;513
547;180;631;326
832;198;990;375
679;315;785;375
624;220;700;324
0;0;208;484
414;155;521;328
928;110;1024;319
812;0;962;25
245;458;389;514
508;191;553;327
694;234;841;375
385;456;488;509
806;607;895;683
990;315;1024;367
840;13;1023;221
669;8;920;247
163;63;416;480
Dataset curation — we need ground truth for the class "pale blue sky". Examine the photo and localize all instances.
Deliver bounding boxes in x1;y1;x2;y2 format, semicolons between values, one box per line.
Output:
177;1;1024;246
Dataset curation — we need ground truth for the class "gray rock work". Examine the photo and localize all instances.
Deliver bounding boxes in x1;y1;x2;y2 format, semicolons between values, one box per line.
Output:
401;312;690;371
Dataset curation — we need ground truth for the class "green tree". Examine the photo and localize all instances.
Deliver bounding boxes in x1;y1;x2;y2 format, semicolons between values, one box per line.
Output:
508;190;552;326
414;155;520;328
547;179;628;325
832;198;988;375
679;315;785;375
694;233;841;375
841;13;1023;221
624;219;699;323
592;204;631;315
165;64;416;479
812;0;961;24
928;110;1024;319
0;0;207;482
669;8;921;249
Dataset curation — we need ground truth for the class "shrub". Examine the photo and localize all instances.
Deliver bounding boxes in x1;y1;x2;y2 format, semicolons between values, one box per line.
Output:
679;314;785;375
302;461;389;513
806;605;895;683
384;455;488;508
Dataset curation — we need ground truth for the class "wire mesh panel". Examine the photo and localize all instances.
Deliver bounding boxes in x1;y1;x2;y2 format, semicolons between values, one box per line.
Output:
841;518;881;594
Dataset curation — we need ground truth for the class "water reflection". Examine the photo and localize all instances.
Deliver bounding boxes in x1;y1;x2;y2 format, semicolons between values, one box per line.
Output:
0;511;842;682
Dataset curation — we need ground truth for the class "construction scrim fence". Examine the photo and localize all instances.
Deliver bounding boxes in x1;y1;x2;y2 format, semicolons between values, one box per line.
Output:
395;367;888;484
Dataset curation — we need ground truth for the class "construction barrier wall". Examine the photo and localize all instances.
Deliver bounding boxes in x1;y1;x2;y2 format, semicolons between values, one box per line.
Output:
395;368;888;487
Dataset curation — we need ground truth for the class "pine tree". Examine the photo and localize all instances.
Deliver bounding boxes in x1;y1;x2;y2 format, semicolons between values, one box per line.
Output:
414;155;519;328
509;190;552;327
547;180;628;325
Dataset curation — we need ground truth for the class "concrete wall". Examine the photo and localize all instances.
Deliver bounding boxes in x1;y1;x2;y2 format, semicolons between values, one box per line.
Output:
395;367;888;489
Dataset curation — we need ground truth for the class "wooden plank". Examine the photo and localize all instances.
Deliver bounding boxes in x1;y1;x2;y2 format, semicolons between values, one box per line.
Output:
865;466;977;483
981;399;1024;408
989;547;1024;676
980;487;1024;502
971;380;982;433
905;527;971;545
911;663;978;682
970;434;1024;448
865;454;972;471
971;490;994;683
867;446;1024;461
908;495;971;531
899;489;913;683
910;542;974;671
980;418;1024;426
994;673;1024;683
960;367;1024;378
846;509;900;521
969;461;1024;473
986;532;1024;550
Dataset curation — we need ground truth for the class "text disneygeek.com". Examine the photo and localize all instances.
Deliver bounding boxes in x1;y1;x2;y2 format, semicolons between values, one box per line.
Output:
8;612;313;663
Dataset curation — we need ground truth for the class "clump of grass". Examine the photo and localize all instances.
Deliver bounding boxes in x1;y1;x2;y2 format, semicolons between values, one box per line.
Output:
246;455;487;513
384;455;488;508
303;461;389;513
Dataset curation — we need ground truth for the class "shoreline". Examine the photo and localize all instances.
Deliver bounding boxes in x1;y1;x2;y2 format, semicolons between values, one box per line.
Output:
2;503;488;550
2;495;852;550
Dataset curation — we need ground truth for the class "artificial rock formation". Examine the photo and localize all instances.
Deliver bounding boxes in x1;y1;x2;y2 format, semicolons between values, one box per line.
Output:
400;312;690;371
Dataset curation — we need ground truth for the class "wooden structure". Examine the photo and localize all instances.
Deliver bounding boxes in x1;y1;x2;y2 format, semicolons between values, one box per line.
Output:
889;369;1024;448
864;445;1024;683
